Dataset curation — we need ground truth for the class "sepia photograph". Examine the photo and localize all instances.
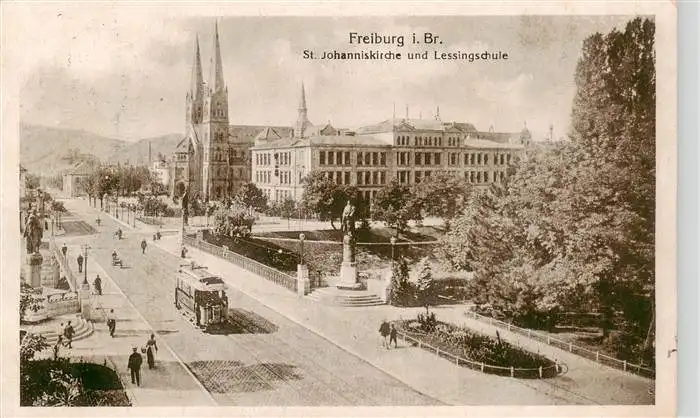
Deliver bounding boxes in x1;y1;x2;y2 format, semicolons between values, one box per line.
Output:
1;2;677;416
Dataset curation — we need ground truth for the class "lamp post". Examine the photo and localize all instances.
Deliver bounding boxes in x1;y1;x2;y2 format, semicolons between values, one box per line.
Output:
299;233;305;265
390;236;397;268
81;244;90;284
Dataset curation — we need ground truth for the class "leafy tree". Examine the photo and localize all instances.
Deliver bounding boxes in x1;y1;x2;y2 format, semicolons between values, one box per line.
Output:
212;203;256;238
26;173;40;190
412;171;472;230
20;282;44;324
371;179;421;236
437;18;656;361
235;182;268;216
300;171;357;229
390;256;413;306
414;257;436;314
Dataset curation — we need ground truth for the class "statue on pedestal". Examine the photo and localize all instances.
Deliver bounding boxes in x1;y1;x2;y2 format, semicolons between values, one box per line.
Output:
337;200;360;288
23;210;43;254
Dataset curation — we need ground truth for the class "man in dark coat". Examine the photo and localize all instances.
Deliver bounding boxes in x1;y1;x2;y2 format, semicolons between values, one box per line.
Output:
140;239;147;254
379;320;390;349
77;254;84;273
64;320;74;348
61;244;67;257
128;347;143;386
94;274;102;296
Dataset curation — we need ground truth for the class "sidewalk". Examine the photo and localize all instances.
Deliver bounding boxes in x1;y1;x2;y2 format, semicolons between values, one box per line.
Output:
156;235;609;406
63;242;216;406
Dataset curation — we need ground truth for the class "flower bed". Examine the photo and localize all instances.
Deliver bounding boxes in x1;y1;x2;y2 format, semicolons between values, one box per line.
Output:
396;317;559;379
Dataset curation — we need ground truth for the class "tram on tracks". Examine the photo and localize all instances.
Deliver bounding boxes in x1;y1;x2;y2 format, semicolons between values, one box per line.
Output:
174;262;229;331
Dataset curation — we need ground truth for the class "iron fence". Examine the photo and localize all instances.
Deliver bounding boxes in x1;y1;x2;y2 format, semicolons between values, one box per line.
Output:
464;310;655;379
184;236;298;293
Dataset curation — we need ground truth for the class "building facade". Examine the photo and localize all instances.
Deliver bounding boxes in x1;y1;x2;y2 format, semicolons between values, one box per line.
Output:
250;95;529;205
170;23;529;205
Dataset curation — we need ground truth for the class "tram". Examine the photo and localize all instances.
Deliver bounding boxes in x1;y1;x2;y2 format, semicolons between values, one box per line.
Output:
174;263;229;330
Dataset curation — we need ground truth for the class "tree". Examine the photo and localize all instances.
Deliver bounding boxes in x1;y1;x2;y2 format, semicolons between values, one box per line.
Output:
412;171;472;230
212;203;256;238
390;256;413;306
370;179;421;236
414;257;436;314
436;18;656;361
235;182;268;217
26;173;40;190
300;171;357;229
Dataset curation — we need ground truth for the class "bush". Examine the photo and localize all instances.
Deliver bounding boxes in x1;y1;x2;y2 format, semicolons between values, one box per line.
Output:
396;318;558;378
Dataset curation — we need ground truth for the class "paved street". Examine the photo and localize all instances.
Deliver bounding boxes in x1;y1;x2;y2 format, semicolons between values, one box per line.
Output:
63;198;441;406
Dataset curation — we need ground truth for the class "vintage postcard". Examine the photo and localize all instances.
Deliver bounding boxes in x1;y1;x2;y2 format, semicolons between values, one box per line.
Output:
1;1;677;417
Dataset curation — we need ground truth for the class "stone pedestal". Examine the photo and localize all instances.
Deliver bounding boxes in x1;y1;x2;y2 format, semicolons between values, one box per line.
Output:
26;253;43;288
297;264;310;296
79;280;92;321
41;254;60;288
336;234;359;288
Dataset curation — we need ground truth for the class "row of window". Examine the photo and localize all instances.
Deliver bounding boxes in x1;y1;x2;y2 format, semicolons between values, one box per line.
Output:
395;135;474;148
319;151;389;167
319;151;351;166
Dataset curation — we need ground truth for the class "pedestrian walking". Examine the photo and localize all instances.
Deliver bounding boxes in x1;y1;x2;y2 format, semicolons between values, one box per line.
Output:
77;254;84;273
181;246;188;259
127;347;143;387
61;244;67;257
93;274;102;296
53;335;63;360
64;320;74;348
145;333;158;369
107;308;116;337
57;322;65;340
140;239;147;254
379;320;390;349
389;323;398;349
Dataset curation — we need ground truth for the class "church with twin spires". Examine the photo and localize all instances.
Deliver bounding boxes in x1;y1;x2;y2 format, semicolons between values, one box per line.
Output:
168;23;337;202
168;23;531;205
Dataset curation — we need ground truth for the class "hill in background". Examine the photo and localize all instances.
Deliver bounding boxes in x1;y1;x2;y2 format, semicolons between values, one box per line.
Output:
19;124;182;177
107;134;182;166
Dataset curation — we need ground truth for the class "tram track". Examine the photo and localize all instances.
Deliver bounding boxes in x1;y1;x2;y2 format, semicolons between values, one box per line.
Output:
98;240;367;405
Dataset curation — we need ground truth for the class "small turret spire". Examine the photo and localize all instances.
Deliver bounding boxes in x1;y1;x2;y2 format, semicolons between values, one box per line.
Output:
299;82;307;111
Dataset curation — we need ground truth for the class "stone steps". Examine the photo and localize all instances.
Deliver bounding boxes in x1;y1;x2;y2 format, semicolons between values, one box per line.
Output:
36;315;95;345
307;287;385;307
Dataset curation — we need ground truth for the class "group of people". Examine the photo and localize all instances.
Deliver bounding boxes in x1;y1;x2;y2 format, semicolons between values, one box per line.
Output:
127;333;159;387
52;320;76;359
379;320;399;349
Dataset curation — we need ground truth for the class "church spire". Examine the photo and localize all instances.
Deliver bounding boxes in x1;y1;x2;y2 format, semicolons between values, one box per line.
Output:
299;82;307;111
209;22;225;93
190;34;204;99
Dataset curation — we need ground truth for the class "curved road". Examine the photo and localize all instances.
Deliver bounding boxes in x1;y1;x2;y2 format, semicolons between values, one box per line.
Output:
72;204;441;406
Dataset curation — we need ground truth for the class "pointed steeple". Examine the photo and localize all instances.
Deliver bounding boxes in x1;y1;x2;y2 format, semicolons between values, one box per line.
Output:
209;22;225;93
435;105;441;121
298;82;307;111
190;34;204;99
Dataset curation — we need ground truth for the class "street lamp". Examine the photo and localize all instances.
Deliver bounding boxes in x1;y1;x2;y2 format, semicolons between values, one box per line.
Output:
81;244;91;284
299;233;305;265
390;236;397;268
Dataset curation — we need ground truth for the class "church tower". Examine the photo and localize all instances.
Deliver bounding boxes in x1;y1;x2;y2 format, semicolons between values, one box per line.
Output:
294;82;313;138
183;34;205;200
202;22;229;201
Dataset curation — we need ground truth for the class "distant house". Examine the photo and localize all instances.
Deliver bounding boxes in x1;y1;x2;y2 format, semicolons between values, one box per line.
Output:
19;164;27;199
63;162;94;197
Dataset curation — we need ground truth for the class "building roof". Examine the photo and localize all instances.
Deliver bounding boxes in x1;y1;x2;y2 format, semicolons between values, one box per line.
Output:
355;118;480;135
229;125;292;143
254;127;284;142
463;138;524;149
251;135;390;150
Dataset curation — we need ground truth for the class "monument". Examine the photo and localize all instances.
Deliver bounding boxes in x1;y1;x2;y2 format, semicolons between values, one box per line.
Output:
23;210;44;288
336;200;361;289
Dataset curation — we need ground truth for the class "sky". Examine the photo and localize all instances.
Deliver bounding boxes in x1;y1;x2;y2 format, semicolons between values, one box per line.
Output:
18;13;638;142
